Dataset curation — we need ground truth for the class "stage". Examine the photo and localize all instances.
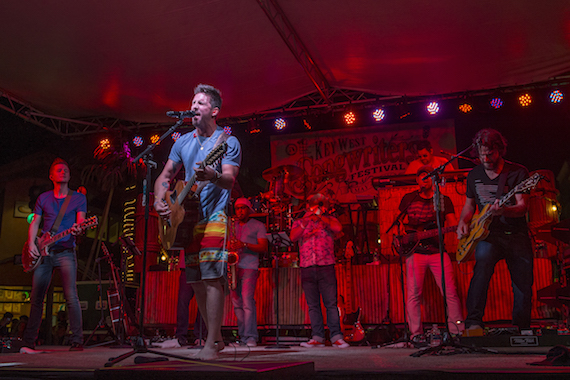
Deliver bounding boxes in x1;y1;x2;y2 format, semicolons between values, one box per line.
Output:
1;340;569;380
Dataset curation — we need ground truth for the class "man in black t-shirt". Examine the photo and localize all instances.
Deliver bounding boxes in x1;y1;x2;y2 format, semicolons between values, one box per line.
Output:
457;128;533;330
398;166;464;344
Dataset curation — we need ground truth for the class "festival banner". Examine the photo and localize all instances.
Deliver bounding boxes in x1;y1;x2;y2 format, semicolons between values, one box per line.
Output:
270;119;456;203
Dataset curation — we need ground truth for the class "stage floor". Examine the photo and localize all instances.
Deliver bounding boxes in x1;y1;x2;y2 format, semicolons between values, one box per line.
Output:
1;341;569;380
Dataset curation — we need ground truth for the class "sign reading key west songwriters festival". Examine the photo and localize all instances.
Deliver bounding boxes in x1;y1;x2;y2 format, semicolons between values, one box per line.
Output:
270;119;457;203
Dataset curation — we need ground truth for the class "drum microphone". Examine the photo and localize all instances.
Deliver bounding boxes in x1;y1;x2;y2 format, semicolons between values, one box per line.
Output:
166;110;196;118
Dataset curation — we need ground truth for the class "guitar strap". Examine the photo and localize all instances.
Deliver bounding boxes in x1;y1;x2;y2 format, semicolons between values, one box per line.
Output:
193;129;230;197
50;191;74;234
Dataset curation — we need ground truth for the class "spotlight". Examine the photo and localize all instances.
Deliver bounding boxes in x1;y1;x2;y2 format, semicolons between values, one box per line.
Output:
372;108;385;122
99;138;111;150
132;136;143;147
459;103;473;113
223;126;232;135
150;134;160;145
518;93;532;107
171;132;181;141
426;101;439;115
490;97;503;109
303;119;312;130
549;90;564;103
246;119;260;134
274;118;286;130
344;111;356;125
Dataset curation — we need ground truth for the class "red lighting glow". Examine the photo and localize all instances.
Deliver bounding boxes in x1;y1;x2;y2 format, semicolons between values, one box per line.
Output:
518;93;532;107
132;136;143;147
344;111;356;125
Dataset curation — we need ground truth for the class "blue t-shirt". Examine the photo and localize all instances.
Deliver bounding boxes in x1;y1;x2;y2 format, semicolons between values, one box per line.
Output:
234;218;267;270
168;126;241;218
34;190;88;250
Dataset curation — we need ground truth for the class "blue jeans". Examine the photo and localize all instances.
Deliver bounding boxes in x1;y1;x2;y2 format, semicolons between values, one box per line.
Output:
176;270;207;342
300;265;343;343
23;249;83;346
230;268;259;341
465;231;534;328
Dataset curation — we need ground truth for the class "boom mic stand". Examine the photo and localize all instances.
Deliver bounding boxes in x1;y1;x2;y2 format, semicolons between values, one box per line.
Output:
411;147;496;357
105;119;196;366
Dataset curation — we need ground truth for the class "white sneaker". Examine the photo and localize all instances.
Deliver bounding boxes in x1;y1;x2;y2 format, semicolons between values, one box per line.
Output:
300;339;325;348
333;338;349;348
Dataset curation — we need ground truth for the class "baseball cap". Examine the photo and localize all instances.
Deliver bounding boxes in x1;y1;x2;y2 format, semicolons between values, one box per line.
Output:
234;197;254;212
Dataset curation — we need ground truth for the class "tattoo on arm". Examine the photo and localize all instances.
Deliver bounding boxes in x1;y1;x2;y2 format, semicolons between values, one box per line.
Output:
161;182;169;189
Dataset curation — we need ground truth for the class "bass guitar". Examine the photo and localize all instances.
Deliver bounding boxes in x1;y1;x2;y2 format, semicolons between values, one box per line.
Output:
22;216;98;272
393;225;457;257
338;241;365;343
158;142;227;250
456;172;542;263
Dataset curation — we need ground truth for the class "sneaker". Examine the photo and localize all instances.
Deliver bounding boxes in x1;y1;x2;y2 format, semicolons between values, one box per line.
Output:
300;339;325;348
410;334;428;348
332;338;349;348
69;343;84;351
245;339;257;347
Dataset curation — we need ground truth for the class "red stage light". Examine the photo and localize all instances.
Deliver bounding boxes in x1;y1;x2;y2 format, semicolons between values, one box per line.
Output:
490;97;503;109
459;103;473;113
274;118;286;130
372;108;385;122
303;119;312;130
132;136;144;147
99;138;111;150
426;102;439;115
518;93;532;107
171;132;181;141
150;134;160;144
224;126;232;135
344;111;356;125
550;90;564;103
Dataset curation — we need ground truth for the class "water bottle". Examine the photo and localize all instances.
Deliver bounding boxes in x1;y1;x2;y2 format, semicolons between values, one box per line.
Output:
429;324;441;347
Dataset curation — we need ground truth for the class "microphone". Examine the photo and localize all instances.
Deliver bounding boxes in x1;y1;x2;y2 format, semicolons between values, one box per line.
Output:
166;110;196;118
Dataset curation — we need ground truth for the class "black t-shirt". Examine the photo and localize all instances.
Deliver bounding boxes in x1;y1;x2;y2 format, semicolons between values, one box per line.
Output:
399;190;454;254
465;161;529;233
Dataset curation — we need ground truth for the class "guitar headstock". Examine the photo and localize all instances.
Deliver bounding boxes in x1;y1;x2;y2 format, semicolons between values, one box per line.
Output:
81;216;99;231
345;241;355;259
205;141;228;165
516;173;543;193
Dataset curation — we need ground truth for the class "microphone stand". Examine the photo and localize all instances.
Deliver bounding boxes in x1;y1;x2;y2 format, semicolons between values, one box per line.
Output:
105;118;196;366
412;146;496;357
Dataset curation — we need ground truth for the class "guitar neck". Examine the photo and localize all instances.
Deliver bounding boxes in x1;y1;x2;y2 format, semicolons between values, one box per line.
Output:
405;225;457;243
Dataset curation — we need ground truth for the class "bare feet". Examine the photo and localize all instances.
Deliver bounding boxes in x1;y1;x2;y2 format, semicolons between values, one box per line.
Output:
193;346;218;360
215;341;225;351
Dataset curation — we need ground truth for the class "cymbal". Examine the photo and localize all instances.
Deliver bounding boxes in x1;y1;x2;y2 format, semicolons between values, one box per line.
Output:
262;165;304;182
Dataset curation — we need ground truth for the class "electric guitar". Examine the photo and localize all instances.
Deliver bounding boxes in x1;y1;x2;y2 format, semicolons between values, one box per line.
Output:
456;172;542;263
158;142;227;250
22;216;98;272
393;225;457;257
338;241;365;343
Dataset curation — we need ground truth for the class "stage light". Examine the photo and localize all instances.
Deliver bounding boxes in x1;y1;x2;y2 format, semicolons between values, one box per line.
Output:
132;136;143;147
274;118;286;130
303;119;312;130
426;101;440;115
171;132;181;141
224;125;232;135
344;111;356;125
551;204;558;213
99;138;111;150
459;103;473;113
372;108;385;122
550;90;564;103
490;97;503;109
518;93;532;107
247;119;261;134
150;134;160;145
